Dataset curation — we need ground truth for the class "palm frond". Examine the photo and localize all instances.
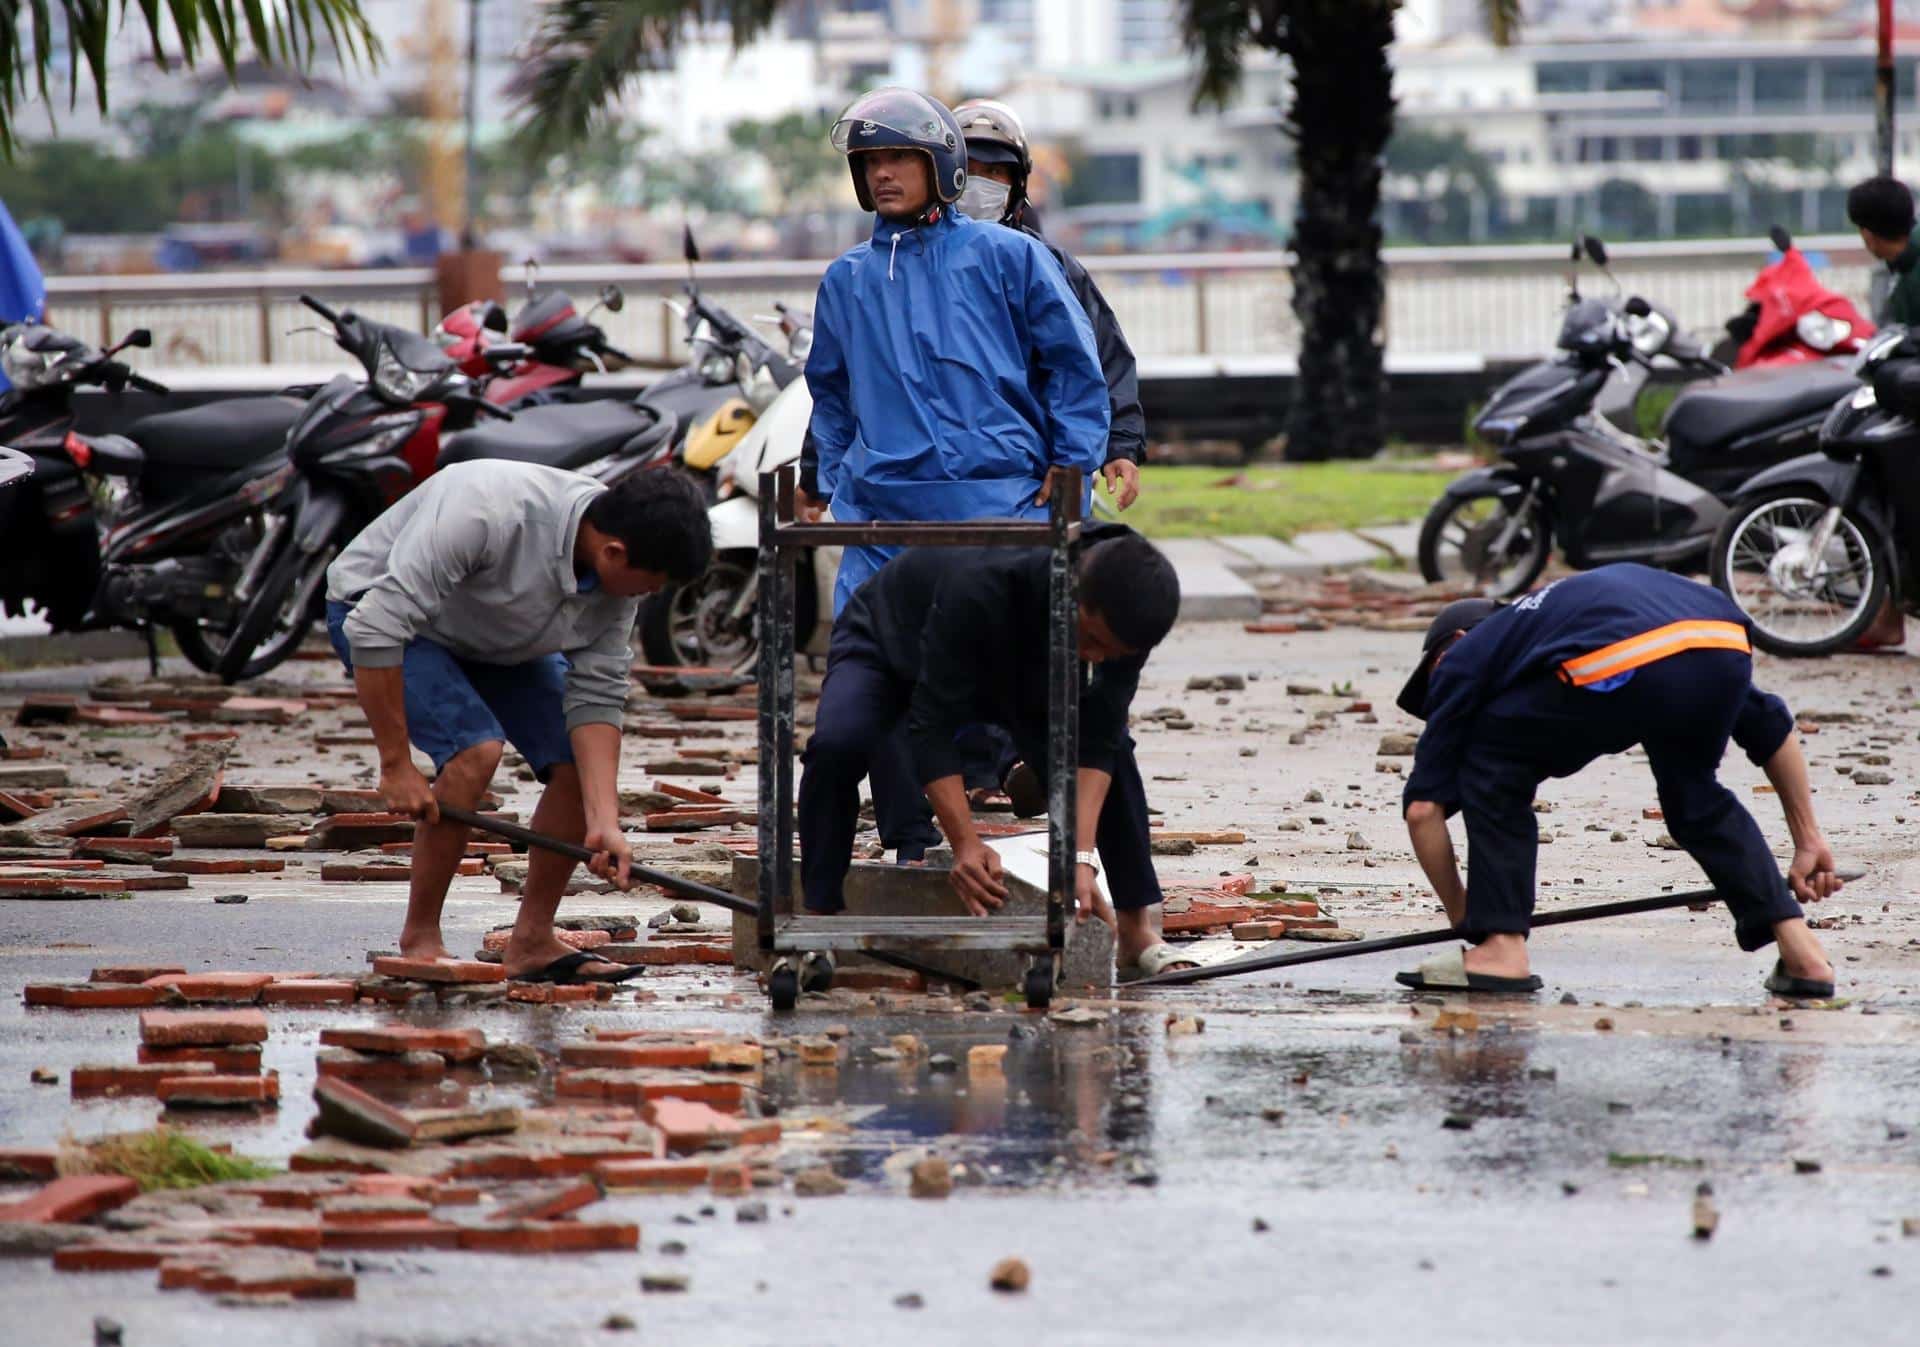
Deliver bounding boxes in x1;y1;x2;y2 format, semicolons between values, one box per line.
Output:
1180;0;1255;110
512;0;784;157
1480;0;1522;47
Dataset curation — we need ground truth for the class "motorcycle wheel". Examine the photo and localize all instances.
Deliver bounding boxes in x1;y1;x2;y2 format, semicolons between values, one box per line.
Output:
638;553;814;672
1416;488;1551;599
186;540;329;683
1709;489;1889;657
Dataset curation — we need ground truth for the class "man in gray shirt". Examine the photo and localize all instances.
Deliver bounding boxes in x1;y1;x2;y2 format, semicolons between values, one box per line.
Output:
325;460;711;983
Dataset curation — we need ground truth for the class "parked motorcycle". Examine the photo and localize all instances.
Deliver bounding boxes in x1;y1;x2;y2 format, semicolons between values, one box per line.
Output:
1708;326;1918;656
636;374;836;670
1424;250;1860;597
0;322;313;671
0;445;32;536
435;270;635;407
211;295;681;683
1718;227;1874;369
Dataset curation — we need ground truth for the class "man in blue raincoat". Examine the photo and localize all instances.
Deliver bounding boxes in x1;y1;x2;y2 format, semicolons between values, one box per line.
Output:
798;86;1110;612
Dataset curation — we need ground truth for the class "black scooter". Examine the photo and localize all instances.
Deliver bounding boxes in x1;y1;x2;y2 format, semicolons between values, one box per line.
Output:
1420;237;1859;597
1710;327;1919;656
0;322;309;670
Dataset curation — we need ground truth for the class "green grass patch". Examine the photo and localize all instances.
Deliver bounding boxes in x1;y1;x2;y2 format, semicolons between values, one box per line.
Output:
1606;1152;1705;1170
64;1128;278;1192
1124;463;1453;540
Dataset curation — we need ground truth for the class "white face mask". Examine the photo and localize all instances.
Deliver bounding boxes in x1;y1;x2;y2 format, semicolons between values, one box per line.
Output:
956;177;1012;223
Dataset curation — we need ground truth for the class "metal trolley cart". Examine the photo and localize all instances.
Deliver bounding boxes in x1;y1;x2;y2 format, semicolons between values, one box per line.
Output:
754;464;1084;1012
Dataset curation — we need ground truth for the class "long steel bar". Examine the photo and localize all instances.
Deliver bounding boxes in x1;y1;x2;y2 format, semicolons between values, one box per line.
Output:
754;472;781;952
771;470;799;950
1045;471;1082;954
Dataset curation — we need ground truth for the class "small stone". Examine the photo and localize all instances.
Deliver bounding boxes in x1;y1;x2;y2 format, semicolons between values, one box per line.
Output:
1441;1114;1475;1130
1854;770;1893;786
1691;1182;1718;1240
29;1066;56;1085
989;1256;1030;1293
640;1272;689;1293
909;1157;953;1199
647;911;672;929
670;902;702;923
1559;992;1578;1006
1303;789;1324;803
736;1200;768;1223
1793;1157;1822;1174
1376;733;1417;756
927;1054;957;1073
1900;1217;1920;1238
603;1312;637;1331
1593;1017;1614;1031
793;1167;846;1197
1164;1015;1204;1036
1259;1107;1285;1123
894;1292;925;1309
1871;1266;1893;1278
1251;1217;1269;1233
214;893;249;905
93;1315;124;1346
1345;830;1371;852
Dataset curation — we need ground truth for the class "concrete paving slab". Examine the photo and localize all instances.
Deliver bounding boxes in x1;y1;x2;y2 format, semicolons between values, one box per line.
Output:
1166;562;1262;621
1210;534;1317;576
1148;538;1246;568
1354;521;1424;563
1287;529;1391;570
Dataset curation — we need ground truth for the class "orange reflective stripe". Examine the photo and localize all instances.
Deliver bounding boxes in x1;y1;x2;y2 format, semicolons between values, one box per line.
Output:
1560;620;1750;687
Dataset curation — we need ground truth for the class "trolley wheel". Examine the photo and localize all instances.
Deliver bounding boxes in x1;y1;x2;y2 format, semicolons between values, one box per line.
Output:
799;950;836;995
768;961;799;1013
1024;961;1054;1011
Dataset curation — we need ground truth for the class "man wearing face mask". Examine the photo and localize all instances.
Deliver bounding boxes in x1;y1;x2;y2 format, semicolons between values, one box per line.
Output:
954;98;1146;513
797;86;1110;613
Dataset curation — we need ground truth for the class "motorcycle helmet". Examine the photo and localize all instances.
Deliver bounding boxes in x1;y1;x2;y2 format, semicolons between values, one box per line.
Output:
953;98;1031;225
830;87;968;217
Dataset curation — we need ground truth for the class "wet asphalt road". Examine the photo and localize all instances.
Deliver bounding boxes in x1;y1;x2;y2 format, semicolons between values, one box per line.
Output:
3;630;1919;1344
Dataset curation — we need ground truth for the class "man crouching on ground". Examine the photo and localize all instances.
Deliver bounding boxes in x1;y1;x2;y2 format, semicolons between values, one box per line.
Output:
797;527;1195;985
325;460;711;984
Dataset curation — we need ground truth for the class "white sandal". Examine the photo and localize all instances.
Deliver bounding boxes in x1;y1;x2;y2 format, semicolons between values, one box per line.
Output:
1119;941;1202;984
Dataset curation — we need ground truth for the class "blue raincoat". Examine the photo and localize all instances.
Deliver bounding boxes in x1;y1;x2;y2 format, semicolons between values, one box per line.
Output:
806;209;1109;612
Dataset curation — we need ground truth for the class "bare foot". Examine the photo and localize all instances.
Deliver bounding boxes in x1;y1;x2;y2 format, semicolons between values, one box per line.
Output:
398;932;454;962
503;935;624;981
1855;600;1906;650
1462;933;1532;981
1773;919;1835;984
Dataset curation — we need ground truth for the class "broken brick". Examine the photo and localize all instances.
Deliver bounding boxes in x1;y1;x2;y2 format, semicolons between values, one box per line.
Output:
163;1251;352;1299
158;1071;280;1108
139;1007;270;1047
643;1098;780;1154
594;1158;713;1191
315;1047;445;1084
456;1221;638;1254
481;927;611;954
70;1061;216;1097
14;694;78;726
138;1043;263;1073
24;982;161;1009
317;1220;461;1251
0;1148;60;1181
595;942;734;967
54;1240;234;1273
310;1076;418;1149
143;971;274;1004
0;876;133;897
559;1041;714;1070
0;1175;138;1224
709;1164;752;1196
506;982;606;1004
152;857;286;875
554;1069;746;1111
485;1178;602;1224
309;813;418;850
259;979;357;1007
74;705;171;727
319;1025;486;1061
368;956;504;984
207;696;309;725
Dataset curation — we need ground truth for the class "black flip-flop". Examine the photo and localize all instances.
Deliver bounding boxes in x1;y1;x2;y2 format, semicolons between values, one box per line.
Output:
1764;959;1834;1000
512;950;646;986
1395;948;1543;995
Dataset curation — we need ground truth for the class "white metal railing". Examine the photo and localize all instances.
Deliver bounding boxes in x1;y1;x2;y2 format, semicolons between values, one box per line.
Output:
42;234;1879;372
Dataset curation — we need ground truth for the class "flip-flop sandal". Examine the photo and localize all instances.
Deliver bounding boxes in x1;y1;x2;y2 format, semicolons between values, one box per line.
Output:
512;950;646;986
1118;941;1202;984
1763;959;1834;1000
1395;947;1542;995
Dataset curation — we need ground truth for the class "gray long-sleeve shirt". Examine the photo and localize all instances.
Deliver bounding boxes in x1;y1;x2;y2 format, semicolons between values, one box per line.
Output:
325;460;637;733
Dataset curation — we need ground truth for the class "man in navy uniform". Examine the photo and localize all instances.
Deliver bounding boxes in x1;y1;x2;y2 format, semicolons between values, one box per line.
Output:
1396;564;1840;996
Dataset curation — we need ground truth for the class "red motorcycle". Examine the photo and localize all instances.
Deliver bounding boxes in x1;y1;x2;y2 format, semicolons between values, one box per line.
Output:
434;275;633;408
1720;227;1873;368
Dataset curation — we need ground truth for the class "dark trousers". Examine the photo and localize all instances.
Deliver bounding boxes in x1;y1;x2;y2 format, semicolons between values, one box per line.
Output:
798;623;1163;916
1459;648;1802;951
872;722;1016;858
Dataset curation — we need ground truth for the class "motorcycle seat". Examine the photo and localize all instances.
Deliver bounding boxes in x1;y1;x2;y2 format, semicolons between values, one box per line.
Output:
1664;361;1858;453
124;395;304;472
438;399;670;471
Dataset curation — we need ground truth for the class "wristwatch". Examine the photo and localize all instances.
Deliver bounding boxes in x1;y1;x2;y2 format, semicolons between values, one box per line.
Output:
1074;850;1100;875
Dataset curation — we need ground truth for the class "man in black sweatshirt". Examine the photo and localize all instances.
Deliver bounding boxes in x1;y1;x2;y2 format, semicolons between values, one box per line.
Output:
797;527;1192;978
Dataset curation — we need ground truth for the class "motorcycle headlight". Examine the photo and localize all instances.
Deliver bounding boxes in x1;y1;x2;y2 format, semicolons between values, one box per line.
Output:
372;343;434;403
700;351;735;384
1628;313;1671;356
1795;312;1849;353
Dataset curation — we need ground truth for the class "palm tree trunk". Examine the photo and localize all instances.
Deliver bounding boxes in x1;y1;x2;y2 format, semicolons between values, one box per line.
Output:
1283;0;1395;460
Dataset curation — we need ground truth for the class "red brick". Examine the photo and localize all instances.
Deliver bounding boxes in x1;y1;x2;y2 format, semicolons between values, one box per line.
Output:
24;982;161;1008
310;1075;418;1148
643;1098;781;1153
15;694;77;725
143;972;273;1004
350;1174;437;1199
310;813;418;850
1162;902;1255;934
555;1069;746;1111
183;729;240;744
559;1041;713;1070
140;1007;270;1047
709;1164;753;1196
0;1175;139;1223
316;1194;433;1224
315;1047;445;1084
158;1072;280;1108
206;696;308;725
152;857;285;875
652;780;727;804
319;1025;486;1061
382;840;510;856
90;962;185;983
139;1043;263;1072
1251;899;1321;919
74;705;171;726
260;979;357;1006
54;1241;234;1273
113;873;193;892
0;1147;60;1180
164;1251;352;1299
506;983;606;1004
481;927;612;953
831;968;925;994
0;857;104;871
594;1158;713;1190
596;942;734;967
318;1220;462;1250
72;837;174;861
459;1221;637;1254
369;956;504;984
0;875;133;896
71;1061;215;1096
486;1178;602;1224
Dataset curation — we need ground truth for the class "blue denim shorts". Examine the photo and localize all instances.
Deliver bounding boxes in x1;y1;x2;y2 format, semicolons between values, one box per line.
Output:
326;600;574;782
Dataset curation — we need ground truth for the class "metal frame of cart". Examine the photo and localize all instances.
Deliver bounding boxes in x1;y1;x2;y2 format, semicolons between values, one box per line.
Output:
754;463;1084;1011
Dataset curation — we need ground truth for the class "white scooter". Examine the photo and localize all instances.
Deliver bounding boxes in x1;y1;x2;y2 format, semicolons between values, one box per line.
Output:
636;375;838;670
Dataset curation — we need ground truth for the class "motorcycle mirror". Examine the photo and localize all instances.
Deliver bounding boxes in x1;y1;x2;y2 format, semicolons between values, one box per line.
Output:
683;225;700;265
123;328;153;349
599;284;625;314
1768;225;1792;253
1624;297;1651;318
1581;234;1609;267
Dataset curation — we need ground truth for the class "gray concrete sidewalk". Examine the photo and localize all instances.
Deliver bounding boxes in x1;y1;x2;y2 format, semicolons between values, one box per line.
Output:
1154;524;1422;622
